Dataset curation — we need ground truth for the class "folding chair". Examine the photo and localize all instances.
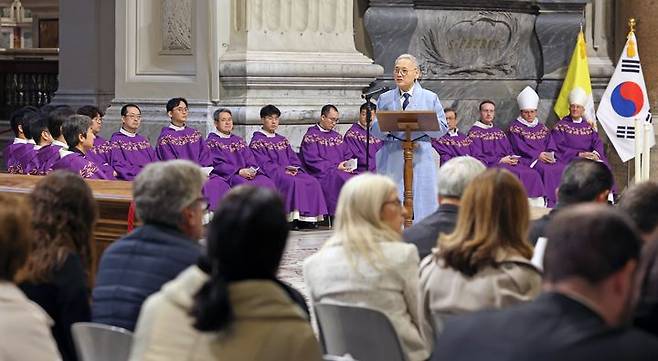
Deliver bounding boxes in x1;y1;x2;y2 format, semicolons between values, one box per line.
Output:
71;322;133;361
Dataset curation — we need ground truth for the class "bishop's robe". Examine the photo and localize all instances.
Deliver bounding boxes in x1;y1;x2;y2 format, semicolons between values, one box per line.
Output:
300;125;355;215
206;131;275;189
432;129;473;165
109;129;158;181
343;122;382;173
508;118;565;207
249;130;328;221
52;148;110;179
552;116;610;167
468;122;544;198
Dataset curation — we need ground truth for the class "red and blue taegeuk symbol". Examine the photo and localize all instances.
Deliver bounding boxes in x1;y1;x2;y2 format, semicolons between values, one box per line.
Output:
611;81;644;117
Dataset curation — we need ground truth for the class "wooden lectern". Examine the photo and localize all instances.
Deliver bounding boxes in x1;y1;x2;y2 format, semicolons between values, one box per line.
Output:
377;110;440;227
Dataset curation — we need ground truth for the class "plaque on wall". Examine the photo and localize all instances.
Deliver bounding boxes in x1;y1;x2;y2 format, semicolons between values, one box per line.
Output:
38;18;58;48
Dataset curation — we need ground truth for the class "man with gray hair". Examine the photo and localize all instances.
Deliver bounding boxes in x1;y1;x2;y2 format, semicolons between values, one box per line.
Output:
403;156;485;259
91;160;205;331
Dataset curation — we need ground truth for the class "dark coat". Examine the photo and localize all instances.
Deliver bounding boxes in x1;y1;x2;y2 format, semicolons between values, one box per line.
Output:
432;292;658;361
403;203;458;260
91;223;202;331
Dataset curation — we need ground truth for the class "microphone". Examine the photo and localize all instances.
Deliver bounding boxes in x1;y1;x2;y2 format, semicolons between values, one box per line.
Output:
361;86;390;99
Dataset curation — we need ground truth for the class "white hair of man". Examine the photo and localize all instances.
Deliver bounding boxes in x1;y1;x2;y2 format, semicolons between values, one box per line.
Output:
134;160;206;228
395;53;419;68
437;156;487;198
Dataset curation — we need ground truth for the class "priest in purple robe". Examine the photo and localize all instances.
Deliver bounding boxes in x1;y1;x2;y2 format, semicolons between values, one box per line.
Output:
432;108;474;165
109;104;158;181
508;87;566;207
3;106;38;173
249;104;328;224
32;107;75;175
207;108;275;191
468;100;545;204
155;98;228;209
18;115;52;175
343;102;383;173
300;104;356;215
52;115;110;179
77;105;116;178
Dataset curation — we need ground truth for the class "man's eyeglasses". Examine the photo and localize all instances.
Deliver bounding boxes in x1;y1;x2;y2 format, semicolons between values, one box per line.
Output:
173;106;189;113
124;113;142;119
394;68;415;76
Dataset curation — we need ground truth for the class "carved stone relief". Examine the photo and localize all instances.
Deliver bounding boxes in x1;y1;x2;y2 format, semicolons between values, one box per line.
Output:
161;0;192;55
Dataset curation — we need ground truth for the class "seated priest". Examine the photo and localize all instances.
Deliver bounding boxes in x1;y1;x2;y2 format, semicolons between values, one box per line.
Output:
207;108;275;189
508;87;566;208
4;106;38;173
20;115;52;175
343;101;383;173
51;114;111;179
300;104;356;215
109;104;158;181
249;104;328;226
77;105;116;178
33;107;75;175
155;97;229;210
12;112;42;174
432;108;474;166
468;100;545;206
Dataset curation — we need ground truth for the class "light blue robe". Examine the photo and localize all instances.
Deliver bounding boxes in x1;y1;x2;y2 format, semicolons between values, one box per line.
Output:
371;82;448;223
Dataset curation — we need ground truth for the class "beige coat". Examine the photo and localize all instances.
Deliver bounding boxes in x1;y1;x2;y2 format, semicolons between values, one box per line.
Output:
418;250;542;348
129;266;322;361
304;241;429;361
0;282;61;361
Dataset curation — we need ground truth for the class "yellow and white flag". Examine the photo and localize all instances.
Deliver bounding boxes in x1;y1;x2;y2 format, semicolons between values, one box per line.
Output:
596;31;654;162
554;31;596;124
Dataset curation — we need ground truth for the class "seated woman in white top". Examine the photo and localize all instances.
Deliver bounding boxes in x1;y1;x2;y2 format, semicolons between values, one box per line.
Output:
418;168;542;348
304;173;428;361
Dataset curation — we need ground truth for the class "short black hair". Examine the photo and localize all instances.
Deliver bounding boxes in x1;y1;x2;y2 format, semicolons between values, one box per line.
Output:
121;103;141;116
77;105;104;119
260;104;281;118
557;159;613;207
544;204;641;283
213;108;232;121
9;106;38;137
479;100;495;111
47;107;76;139
359;102;377;113
29;115;49;145
166;97;188;112
62;115;92;148
618;181;658;234
444;107;457;117
321;104;338;117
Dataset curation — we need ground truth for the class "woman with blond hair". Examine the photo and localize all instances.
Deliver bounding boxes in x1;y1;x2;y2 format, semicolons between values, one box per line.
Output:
304;173;428;361
418;168;542;348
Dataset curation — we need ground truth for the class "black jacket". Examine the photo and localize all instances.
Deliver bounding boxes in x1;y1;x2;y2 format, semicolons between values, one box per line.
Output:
403;203;458;260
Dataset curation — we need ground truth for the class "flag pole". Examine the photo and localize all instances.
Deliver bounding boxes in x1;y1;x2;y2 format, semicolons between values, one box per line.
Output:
635;117;643;183
644;122;651;180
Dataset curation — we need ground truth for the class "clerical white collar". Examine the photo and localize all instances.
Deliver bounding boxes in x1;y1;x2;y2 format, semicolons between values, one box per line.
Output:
571;117;583;124
317;124;331;133
120;127;137;137
473;121;494;129
168;123;186;131
211;129;231;138
13;138;28;144
52;140;68;149
27;139;36;145
358;122;368;130
517;116;539;128
34;145;42;150
449;128;459;136
59;148;74;159
258;128;276;138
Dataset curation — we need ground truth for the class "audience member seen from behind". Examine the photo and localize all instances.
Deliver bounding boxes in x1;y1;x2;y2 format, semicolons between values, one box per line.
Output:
432;204;658;361
528;158;613;245
18;171;97;361
419;168;542;347
0;194;61;361
618;181;658;336
304;174;429;361
403;156;486;260
129;186;322;361
92;160;205;331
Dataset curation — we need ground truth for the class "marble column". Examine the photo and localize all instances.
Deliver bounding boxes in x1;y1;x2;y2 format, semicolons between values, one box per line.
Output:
219;0;383;144
51;0;115;110
616;1;658;182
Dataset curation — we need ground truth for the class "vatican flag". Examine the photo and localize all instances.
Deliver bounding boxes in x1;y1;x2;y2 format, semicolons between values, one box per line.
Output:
597;31;654;162
553;31;596;124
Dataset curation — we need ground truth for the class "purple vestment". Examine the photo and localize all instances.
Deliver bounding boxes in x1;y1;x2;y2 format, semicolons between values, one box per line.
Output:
206;132;276;189
15;144;40;175
52;150;110;179
31;142;65;175
155;125;212;166
343;123;383;173
552;116;610;166
86;135;116;179
203;174;231;212
508;119;565;207
300;125;355;215
109;130;158;181
249;130;328;220
468;123;544;197
432;130;473;165
3;139;32;173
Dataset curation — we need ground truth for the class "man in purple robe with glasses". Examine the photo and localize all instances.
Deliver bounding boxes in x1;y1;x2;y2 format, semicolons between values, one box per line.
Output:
109;104;157;181
432;108;474;166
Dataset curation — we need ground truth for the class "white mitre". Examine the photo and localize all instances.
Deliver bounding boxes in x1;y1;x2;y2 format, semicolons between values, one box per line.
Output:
569;87;587;107
517;86;539;110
